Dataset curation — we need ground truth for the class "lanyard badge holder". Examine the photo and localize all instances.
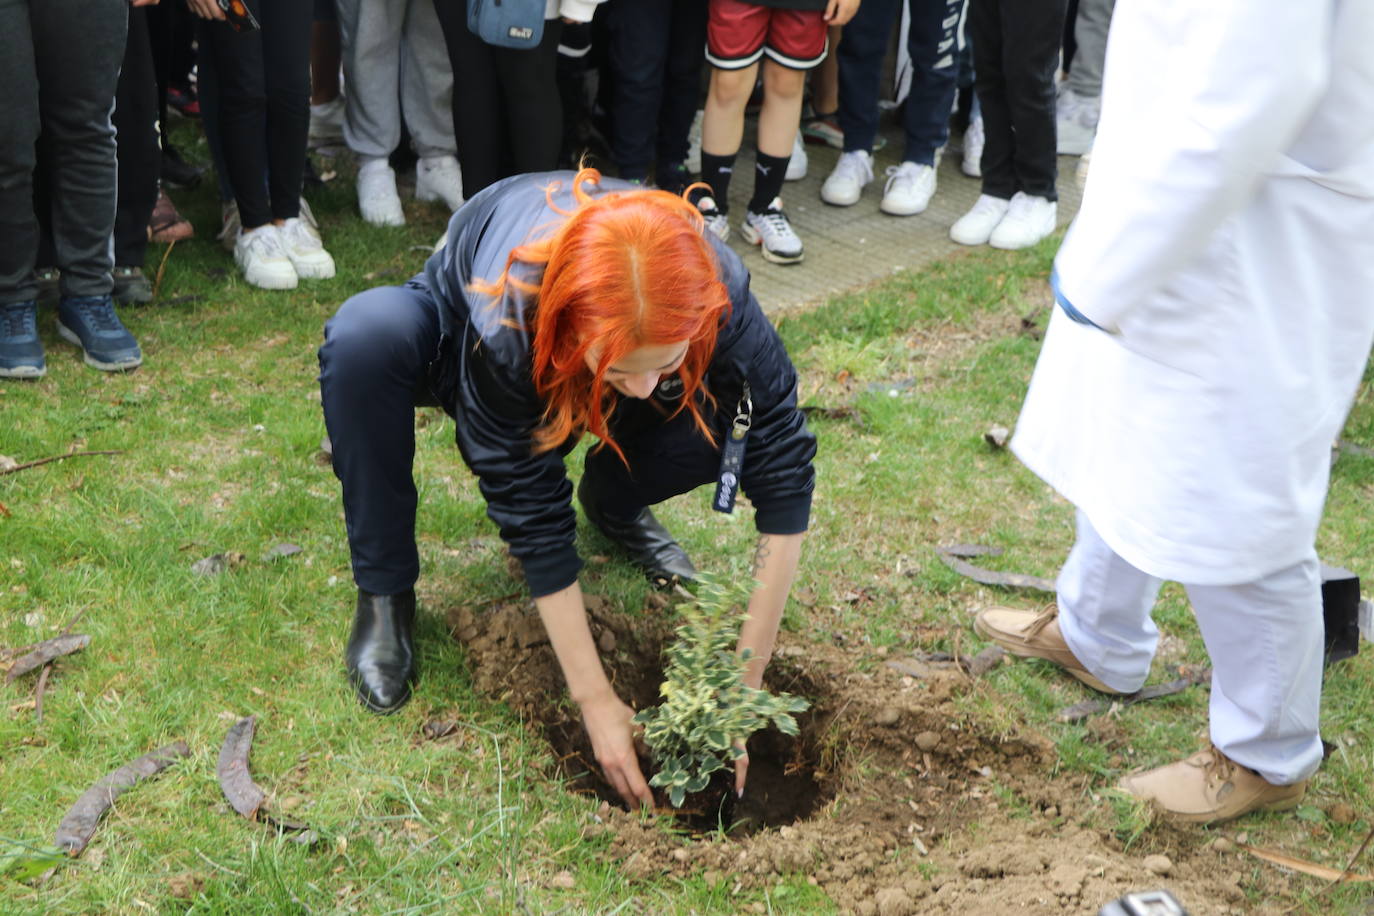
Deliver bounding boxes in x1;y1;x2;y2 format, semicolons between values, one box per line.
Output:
713;382;752;514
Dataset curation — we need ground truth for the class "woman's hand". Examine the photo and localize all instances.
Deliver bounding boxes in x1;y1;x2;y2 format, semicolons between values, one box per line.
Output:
578;688;654;809
186;0;226;20
824;0;862;26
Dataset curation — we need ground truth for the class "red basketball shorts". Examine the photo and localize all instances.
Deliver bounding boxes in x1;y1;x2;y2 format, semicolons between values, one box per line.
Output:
706;0;829;71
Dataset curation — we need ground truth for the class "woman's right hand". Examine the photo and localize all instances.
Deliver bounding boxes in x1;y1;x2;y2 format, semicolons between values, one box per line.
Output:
186;0;226;20
578;688;654;810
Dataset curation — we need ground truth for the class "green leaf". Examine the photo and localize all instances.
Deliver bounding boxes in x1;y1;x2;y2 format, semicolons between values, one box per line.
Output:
0;844;67;882
685;772;711;793
669;785;687;808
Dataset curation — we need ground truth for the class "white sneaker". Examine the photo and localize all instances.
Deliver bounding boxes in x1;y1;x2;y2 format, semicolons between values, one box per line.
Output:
218;200;241;252
989;192;1057;250
962;116;984;178
685;109;704;174
279;216;336;280
357;158;405;227
416;155;464;211
785;132;808;181
234;225;298;290
308;97;344;147
1056;86;1100;156
696;195;730;243
880;161;937;216
949;194;1011;246
742;198;803;265
820;149;874;207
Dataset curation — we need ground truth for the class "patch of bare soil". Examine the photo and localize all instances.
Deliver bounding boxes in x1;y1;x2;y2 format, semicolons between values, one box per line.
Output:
447;596;1295;915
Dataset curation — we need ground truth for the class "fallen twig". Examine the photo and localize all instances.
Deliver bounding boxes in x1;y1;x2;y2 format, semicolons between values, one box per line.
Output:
151;238;177;299
54;741;191;855
0;499;10;517
0;450;123;477
4;634;91;684
1243;837;1374;885
34;665;51;723
937;544;1056;593
1056;668;1212;723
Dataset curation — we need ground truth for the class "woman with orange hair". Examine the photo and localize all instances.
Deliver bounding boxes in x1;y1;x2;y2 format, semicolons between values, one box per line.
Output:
318;168;816;806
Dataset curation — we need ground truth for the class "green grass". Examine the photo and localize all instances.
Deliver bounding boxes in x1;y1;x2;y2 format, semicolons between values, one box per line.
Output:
3;128;1373;913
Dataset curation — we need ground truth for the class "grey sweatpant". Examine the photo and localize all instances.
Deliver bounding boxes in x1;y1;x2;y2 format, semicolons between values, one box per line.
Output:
0;0;126;303
1065;0;1114;99
336;0;456;160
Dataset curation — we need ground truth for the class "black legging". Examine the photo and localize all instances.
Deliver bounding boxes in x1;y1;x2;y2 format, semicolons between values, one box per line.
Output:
197;0;312;229
431;0;563;198
113;7;160;269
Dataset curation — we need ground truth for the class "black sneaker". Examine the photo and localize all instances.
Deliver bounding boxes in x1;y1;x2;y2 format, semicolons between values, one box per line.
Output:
654;162;694;197
112;266;153;305
161;144;203;190
56;295;142;372
0;301;45;379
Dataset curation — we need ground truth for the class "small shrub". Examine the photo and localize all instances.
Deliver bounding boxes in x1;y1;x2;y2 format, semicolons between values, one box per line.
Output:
633;574;810;808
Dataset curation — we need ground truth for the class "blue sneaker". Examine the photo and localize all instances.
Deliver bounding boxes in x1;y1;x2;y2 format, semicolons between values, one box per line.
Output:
0;301;46;379
57;295;142;372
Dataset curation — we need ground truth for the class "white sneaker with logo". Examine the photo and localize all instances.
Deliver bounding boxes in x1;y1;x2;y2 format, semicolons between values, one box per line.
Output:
962;116;984;178
742;198;803;265
785;131;808;181
416;155;464;211
357;158;405;227
820;149;874;207
696;195;730;243
279;216;336;280
949;194;1011;246
989;192;1057;250
235;225;298;290
1056;86;1101;156
880;161;937;216
308;96;344;147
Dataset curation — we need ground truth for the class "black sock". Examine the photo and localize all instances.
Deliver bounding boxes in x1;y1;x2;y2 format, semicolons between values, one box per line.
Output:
699;151;737;213
748;150;790;213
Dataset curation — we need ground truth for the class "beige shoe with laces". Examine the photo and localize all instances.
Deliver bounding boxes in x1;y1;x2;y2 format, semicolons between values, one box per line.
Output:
1118;746;1307;824
973;605;1124;694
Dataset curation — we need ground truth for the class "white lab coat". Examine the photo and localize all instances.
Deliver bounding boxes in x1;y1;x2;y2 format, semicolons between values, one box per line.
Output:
1012;0;1374;586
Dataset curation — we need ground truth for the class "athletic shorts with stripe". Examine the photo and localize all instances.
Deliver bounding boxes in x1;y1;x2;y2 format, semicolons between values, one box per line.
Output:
706;0;828;71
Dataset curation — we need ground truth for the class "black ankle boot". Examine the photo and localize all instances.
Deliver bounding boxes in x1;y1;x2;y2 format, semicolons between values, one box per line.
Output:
578;477;697;588
345;589;417;714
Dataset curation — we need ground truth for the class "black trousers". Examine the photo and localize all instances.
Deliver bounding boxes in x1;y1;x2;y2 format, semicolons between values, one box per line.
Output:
319;283;716;595
605;0;706;182
969;0;1068;201
0;0;125;304
114;7;161;270
431;0;563;199
197;0;313;228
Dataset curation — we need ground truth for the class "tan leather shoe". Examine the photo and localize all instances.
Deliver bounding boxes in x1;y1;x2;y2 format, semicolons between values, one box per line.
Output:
973;605;1125;694
1119;746;1307;824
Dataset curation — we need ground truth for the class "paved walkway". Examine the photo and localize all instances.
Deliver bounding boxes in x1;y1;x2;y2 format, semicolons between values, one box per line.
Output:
717;127;1084;313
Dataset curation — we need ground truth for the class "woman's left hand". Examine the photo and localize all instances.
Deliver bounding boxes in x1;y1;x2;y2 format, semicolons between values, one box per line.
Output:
824;0;862;26
186;0;226;20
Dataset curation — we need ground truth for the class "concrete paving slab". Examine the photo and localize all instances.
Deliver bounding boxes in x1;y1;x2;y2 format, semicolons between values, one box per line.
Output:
715;124;1085;314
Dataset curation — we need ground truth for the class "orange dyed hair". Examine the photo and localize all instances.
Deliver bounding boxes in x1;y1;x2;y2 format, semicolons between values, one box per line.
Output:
471;168;732;463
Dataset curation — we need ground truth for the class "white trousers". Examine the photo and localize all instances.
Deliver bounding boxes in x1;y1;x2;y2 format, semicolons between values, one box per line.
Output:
1056;510;1324;785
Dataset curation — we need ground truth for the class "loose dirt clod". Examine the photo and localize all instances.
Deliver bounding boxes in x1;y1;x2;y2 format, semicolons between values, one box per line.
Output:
54;741;191;855
1144;854;1173;876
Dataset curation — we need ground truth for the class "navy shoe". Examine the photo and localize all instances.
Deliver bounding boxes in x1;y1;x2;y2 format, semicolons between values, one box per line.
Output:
0;301;45;379
57;295;142;372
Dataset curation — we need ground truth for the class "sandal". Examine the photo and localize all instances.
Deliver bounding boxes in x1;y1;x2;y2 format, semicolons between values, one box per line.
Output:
149;189;195;243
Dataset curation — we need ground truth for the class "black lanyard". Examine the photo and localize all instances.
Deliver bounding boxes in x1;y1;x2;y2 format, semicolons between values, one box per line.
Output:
712;382;752;514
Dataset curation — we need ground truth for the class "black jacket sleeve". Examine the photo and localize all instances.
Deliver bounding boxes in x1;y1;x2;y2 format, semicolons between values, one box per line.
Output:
708;239;817;534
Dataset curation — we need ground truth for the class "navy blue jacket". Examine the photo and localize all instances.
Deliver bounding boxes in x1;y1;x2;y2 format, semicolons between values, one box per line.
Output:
419;172;816;596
